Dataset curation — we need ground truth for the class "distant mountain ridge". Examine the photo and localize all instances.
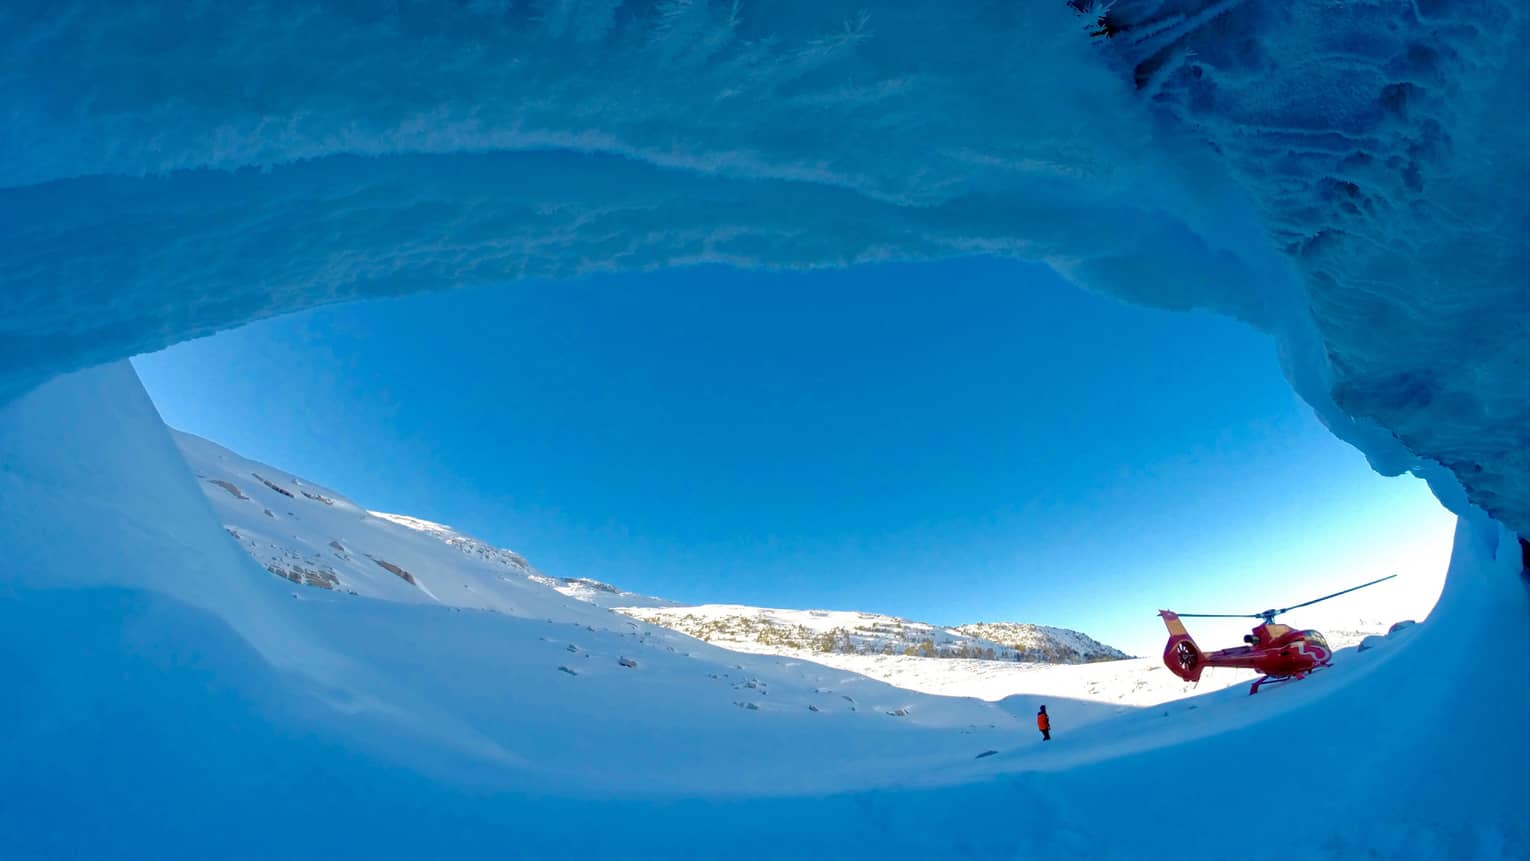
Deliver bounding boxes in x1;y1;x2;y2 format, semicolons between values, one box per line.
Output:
176;430;1129;666
953;622;1130;663
613;606;1130;664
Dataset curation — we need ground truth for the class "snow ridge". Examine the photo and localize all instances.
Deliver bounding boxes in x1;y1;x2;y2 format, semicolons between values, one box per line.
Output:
177;430;1127;665
954;622;1131;663
372;511;539;576
616;605;1130;664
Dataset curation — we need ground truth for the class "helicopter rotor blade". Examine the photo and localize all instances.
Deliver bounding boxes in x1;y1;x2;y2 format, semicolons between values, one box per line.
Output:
1271;574;1398;616
1168;574;1399;621
1170;612;1264;619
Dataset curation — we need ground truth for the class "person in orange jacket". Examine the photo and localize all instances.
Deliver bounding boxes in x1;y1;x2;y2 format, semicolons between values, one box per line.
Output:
1037;704;1051;741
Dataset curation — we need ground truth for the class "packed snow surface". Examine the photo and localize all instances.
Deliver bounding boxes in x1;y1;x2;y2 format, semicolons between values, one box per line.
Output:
3;363;1526;859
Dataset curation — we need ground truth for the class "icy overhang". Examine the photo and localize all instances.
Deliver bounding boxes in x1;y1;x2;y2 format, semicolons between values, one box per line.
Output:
2;0;1526;533
1091;0;1530;532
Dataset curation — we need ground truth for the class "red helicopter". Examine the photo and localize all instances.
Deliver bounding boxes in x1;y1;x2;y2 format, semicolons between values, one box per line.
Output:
1159;574;1396;695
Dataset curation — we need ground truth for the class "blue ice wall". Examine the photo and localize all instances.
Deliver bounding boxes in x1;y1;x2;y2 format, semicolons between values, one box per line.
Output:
2;0;1528;532
1092;0;1530;534
1;1;1284;361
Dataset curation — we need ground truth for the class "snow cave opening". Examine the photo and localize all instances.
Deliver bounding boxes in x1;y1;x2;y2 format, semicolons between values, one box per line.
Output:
125;255;1456;645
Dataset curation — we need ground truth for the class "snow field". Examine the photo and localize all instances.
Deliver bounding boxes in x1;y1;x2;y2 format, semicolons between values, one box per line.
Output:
5;362;1524;859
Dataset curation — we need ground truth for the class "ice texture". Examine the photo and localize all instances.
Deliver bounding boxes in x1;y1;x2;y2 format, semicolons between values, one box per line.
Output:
5;1;1526;534
1092;0;1530;537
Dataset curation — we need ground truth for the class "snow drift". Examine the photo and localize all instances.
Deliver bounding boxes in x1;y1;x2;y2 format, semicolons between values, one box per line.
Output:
3;360;1525;858
0;364;1052;808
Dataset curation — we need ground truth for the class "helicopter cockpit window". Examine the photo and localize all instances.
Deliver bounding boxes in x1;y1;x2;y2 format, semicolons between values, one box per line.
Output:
1305;632;1329;649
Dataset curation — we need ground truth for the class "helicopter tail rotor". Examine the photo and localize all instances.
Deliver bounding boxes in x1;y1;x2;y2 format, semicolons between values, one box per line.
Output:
1158;610;1205;683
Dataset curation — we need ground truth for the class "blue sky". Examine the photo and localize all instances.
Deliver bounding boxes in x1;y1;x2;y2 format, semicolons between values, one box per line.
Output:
134;257;1452;654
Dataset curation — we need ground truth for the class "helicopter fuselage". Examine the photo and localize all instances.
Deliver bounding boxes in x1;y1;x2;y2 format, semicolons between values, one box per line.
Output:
1159;611;1334;689
1157;575;1391;694
1203;623;1332;677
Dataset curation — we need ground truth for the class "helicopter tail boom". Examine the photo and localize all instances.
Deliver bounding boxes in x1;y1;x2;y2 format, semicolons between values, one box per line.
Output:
1158;610;1205;683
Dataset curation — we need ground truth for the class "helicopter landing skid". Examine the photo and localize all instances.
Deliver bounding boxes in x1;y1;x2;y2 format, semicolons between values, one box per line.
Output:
1249;661;1331;695
1249;674;1296;695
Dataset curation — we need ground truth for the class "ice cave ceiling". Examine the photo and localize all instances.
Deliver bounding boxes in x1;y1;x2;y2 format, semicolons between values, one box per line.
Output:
2;0;1527;534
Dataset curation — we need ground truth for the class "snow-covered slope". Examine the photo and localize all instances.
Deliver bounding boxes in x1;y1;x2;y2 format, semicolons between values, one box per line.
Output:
180;430;1131;679
181;430;588;614
173;423;1406;715
4;355;1527;861
374;511;678;608
954;621;1129;663
614;604;1126;663
8;366;1055;801
523;574;678;611
177;433;1294;709
187;429;1257;719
